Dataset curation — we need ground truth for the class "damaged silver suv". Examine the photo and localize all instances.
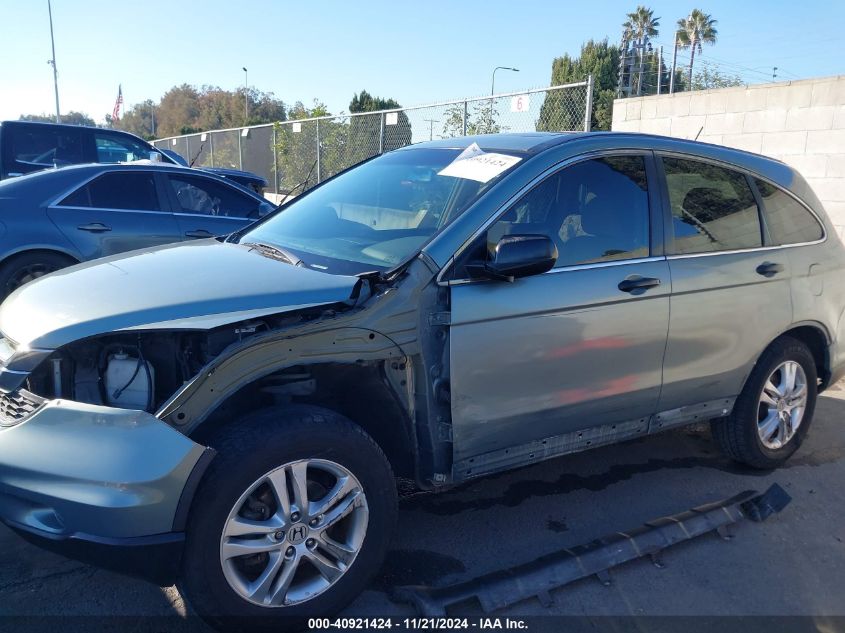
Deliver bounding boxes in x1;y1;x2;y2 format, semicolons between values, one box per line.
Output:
1;132;844;629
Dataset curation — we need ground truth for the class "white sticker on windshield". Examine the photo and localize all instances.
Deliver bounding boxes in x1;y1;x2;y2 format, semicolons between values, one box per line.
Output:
437;144;521;183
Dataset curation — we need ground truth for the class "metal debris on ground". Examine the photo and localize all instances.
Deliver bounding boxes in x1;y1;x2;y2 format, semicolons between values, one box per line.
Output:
392;484;791;616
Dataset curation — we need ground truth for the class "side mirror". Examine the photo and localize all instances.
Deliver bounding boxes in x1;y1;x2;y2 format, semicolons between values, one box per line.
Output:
480;234;558;281
258;201;275;217
148;151;162;162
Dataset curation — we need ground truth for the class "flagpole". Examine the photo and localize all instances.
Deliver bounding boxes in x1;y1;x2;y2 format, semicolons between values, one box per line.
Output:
47;0;60;123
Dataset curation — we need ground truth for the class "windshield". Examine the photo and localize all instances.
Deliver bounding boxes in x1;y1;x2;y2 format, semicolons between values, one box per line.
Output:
237;148;520;275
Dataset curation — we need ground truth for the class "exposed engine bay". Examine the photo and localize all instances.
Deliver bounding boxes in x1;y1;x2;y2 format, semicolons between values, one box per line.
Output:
22;308;334;414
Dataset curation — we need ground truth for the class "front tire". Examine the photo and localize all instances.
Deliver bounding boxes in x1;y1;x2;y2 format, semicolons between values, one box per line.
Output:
178;406;398;631
0;251;75;299
712;337;817;469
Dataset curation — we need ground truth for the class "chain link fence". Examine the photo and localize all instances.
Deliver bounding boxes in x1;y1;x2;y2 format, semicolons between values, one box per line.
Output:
153;78;593;196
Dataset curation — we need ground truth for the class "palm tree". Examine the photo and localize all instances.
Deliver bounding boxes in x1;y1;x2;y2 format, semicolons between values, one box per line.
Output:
623;6;660;95
676;10;718;88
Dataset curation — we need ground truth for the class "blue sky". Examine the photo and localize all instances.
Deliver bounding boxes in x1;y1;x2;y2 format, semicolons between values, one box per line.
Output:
1;0;843;123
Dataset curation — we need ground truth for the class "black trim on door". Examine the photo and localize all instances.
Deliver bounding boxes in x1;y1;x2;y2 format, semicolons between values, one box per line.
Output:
652;154;677;257
643;151;665;258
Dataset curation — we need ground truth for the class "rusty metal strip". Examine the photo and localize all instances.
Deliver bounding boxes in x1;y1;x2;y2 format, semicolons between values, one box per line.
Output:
392;484;791;616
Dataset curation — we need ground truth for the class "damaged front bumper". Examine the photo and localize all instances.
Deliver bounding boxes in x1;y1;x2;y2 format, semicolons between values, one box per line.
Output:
0;392;212;585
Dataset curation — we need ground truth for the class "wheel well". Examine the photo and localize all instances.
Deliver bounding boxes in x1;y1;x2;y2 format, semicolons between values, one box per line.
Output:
0;248;78;270
779;325;829;385
190;361;417;479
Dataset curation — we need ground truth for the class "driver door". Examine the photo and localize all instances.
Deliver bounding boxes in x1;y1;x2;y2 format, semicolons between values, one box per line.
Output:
447;153;670;468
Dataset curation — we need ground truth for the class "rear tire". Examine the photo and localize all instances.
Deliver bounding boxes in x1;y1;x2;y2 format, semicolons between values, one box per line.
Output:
711;337;817;469
178;405;397;632
0;251;75;299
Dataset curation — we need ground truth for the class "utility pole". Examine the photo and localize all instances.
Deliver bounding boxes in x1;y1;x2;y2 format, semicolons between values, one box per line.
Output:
657;45;663;95
242;67;248;124
669;37;678;94
47;0;60;123
636;37;648;96
423;118;439;141
617;36;630;98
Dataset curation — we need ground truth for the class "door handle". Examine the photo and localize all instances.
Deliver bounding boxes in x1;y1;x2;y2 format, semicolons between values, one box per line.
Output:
618;276;661;293
756;262;784;277
77;223;111;233
184;229;214;238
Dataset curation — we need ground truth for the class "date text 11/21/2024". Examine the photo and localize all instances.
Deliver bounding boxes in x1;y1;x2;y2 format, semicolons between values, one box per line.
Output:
307;618;529;630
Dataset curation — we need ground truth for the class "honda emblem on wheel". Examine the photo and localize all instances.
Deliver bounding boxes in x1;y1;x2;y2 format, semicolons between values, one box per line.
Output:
287;524;307;544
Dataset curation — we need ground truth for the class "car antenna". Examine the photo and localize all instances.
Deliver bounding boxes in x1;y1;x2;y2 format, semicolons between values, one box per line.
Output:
285;158;319;200
189;141;205;167
694;126;703;141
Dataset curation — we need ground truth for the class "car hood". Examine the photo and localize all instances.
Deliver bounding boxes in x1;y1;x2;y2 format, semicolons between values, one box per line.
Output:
0;240;360;349
200;166;267;186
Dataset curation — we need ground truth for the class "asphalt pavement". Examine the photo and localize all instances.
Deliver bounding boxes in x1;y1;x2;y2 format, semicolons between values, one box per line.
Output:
2;388;845;630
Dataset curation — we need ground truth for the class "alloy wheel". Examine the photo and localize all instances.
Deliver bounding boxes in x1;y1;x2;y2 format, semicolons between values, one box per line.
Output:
757;360;808;450
219;458;368;607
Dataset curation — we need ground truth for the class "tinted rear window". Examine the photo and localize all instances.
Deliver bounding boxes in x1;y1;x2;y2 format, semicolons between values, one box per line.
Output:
755;179;823;245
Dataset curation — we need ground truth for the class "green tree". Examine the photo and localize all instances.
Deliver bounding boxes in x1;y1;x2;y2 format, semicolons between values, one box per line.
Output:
113;99;156;139
116;84;287;139
623;6;660;95
441;103;467;138
346;90;412;164
538;39;621;131
349;90;401;113
691;63;742;90
274;100;333;192
20;111;95;126
676;9;718;88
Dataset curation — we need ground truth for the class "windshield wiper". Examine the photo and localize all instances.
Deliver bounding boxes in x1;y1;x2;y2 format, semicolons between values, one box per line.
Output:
242;242;302;267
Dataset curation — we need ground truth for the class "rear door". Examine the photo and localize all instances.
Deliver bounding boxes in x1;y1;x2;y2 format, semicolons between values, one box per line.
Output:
162;171;260;239
46;170;181;260
448;153;670;466
657;154;793;416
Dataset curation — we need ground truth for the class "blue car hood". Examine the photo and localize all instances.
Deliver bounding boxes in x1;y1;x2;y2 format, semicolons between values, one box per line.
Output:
0;240;359;349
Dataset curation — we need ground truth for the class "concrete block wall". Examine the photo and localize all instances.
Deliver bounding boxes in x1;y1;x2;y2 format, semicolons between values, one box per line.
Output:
611;76;845;237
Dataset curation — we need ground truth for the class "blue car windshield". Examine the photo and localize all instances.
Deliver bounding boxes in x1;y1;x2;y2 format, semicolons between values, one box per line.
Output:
238;148;520;275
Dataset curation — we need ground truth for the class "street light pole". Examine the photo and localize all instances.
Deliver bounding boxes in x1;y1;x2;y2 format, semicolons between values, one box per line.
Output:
491;66;519;97
47;0;60;123
242;67;248;124
489;66;518;134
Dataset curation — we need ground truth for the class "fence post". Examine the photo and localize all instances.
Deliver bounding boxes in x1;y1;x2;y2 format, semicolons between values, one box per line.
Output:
186;136;191;165
583;74;594;132
462;100;468;136
209;134;215;167
316;119;322;184
238;130;243;170
272;125;278;195
379;113;385;154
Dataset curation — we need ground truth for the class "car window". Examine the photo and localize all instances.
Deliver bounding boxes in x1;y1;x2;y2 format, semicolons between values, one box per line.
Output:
94;133;153;163
487;155;651;268
167;174;259;218
663;157;762;255
754;178;823;245
59;172;161;211
240;148;517;275
10;126;84;167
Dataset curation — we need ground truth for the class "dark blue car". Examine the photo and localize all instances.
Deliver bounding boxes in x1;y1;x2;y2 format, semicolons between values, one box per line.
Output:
0;162;273;296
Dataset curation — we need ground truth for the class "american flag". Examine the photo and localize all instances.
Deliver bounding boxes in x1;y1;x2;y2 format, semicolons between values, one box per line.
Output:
112;85;123;122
